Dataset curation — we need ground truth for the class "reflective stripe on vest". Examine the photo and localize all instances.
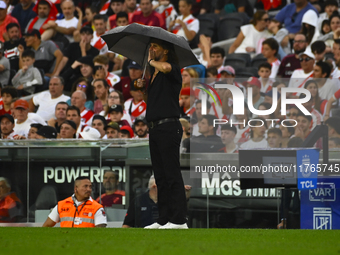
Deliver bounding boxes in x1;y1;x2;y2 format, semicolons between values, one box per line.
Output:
60;216;94;224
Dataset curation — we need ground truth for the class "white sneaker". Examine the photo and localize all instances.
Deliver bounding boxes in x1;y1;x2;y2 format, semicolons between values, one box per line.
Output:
159;222;189;229
144;222;164;229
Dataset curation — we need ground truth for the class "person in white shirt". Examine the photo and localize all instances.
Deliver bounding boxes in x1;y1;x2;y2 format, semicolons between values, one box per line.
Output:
71;91;94;126
91;115;107;139
317;0;338;33
313;61;340;100
262;38;281;79
240;118;268;149
29;76;70;121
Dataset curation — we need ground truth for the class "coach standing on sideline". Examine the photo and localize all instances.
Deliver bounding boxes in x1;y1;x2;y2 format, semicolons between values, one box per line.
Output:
143;39;188;229
42;176;107;228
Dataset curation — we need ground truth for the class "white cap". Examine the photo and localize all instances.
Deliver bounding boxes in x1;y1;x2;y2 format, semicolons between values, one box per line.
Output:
299;46;315;59
0;1;7;9
80;126;101;140
302;10;318;28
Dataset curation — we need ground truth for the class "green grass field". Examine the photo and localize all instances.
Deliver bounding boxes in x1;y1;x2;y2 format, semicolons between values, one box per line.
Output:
1;228;339;255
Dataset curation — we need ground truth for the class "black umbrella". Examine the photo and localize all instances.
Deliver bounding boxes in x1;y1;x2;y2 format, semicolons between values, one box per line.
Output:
101;23;200;69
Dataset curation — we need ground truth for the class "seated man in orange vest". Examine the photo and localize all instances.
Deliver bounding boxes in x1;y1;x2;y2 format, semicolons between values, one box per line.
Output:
0;177;23;223
42;176;107;228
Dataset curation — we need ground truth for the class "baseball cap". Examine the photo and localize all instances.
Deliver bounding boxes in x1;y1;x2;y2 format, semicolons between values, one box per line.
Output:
128;61;142;70
77;56;94;69
61;120;77;131
36;126;57;139
80;126;101;140
14;99;29;110
104;121;120;131
0;1;7;9
108;104;123;114
219;65;235;76
120;125;134;138
80;26;93;34
93;115;107;128
24;29;41;39
134;116;147;125
30;123;43;130
299;46;315;59
246;77;261;89
0;113;14;124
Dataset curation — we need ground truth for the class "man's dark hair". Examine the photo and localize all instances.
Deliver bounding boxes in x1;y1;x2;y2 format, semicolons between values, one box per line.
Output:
195;99;211;109
66;105;81;116
287;137;304;148
6;22;19;31
51;76;65;86
38;0;50;7
93;78;110;89
86;3;99;14
296;111;312;122
311;41;326;54
1;86;17;98
262;38;279;56
210;47;225;58
201;114;215;126
55;101;68;109
325;117;340;135
116;11;128;20
249;118;267;138
267;127;282;137
325;0;338;7
221;123;237;134
258;62;272;71
315;61;331;78
22;49;35;59
74;176;90;187
93;14;108;22
206;67;218;76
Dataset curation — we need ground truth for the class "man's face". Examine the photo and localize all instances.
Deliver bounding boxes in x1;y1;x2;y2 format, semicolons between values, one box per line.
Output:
7;26;20;41
0;117;14;135
111;1;124;13
180;95;193;109
210;53;223;68
109;111;122;122
66;110;80;126
140;0;152;15
116;17;128;26
125;0;136;10
252;125;266;138
293;35;307;54
94;63;108;78
0;180;10;200
22;57;35;67
80;64;93;78
297;116;310;133
258;67;271;79
103;171;118;191
128;68;142;80
28;127;38;139
313;51;325;62
198;118;211;135
80;32;93;44
74;179;92;201
24;35;35;47
221;130;235;145
38;3;50;18
61;1;74;19
267;133;282;148
313;65;325;79
106;127;119;138
2;93;12;105
71;91;85;110
55;103;67;119
49;78;64;98
325;4;338;16
119;131;130;138
333;42;340;64
299;54;315;73
60;123;76;138
92;119;105;137
261;44;275;58
94;19;106;34
149;42;167;61
287;108;299;120
130;90;143;102
93;81;107;99
14;108;28;122
134;121;148;137
0;8;7;21
331;17;340;32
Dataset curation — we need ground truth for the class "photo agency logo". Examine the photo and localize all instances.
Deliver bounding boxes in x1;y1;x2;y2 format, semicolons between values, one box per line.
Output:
195;78;312;128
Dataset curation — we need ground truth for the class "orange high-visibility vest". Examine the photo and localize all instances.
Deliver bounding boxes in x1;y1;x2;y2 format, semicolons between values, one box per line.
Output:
57;197;103;228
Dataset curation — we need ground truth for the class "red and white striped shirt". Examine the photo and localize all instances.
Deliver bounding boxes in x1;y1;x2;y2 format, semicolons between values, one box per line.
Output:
80;108;94;126
91;31;108;55
106;72;121;89
124;98;146;123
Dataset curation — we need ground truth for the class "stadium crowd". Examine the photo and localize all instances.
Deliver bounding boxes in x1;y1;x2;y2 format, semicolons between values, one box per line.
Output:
0;0;340;153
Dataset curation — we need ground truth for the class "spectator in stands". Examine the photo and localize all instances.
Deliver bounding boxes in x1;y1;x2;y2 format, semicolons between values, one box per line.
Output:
268;19;290;55
267;128;282;148
168;0;199;43
332;39;340;78
0;41;10;86
133;116;148;138
0;1;19;42
4;23;25;73
294;111;312;140
304;79;324;114
47;101;68;134
124;0;138;14
300;93;322;130
318;12;340;49
97;170;125;207
232;103;251;145
181;67;198;88
67;77;94;111
262;38;280;79
240;118;268;149
286;105;299;121
13;99;41;137
131;0;165;29
215;0;253;18
0;177;23;222
278;33;307;78
41;0;77;42
288;47;315;89
29;76;70;121
108;104;130;127
25;0;58;35
279;123;295;148
23;29;64;78
321;19;331;35
275;0;318;35
228;10;271;55
82;4;98;30
91;114;107;138
210;47;225;73
258;62;273;93
93;54;120;89
324;88;340;120
11;0;37;35
27;123;43;139
329;137;340;148
59;119;77;138
190;114;224;153
93;78;109;114
313;61;339;100
301;10;319;45
0;86;17;116
115;11;129;27
0;113;18;139
91;14;109;55
108;1;131;29
124;81;146;123
66;105;85;138
325;117;340;138
317;0;338;33
220;124;238;153
71;90;94;126
311;40;327;62
154;0;178;30
246;77;264;111
105;121;120;138
12;49;43;96
35;125;57;139
179;87;196;117
59;26;99;78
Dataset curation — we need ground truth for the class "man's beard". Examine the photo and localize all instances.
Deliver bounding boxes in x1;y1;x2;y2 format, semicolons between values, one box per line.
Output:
294;48;305;55
137;129;147;137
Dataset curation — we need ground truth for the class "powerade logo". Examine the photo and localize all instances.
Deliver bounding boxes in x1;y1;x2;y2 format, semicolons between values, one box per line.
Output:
309;183;336;202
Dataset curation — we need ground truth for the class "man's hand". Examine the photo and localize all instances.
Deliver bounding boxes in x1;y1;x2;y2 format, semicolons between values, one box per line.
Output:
22;65;28;72
245;47;255;53
18;44;24;55
71;60;82;69
80;38;86;51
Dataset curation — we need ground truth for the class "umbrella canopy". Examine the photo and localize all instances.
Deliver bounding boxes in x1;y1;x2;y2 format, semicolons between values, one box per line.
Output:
101;23;200;69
